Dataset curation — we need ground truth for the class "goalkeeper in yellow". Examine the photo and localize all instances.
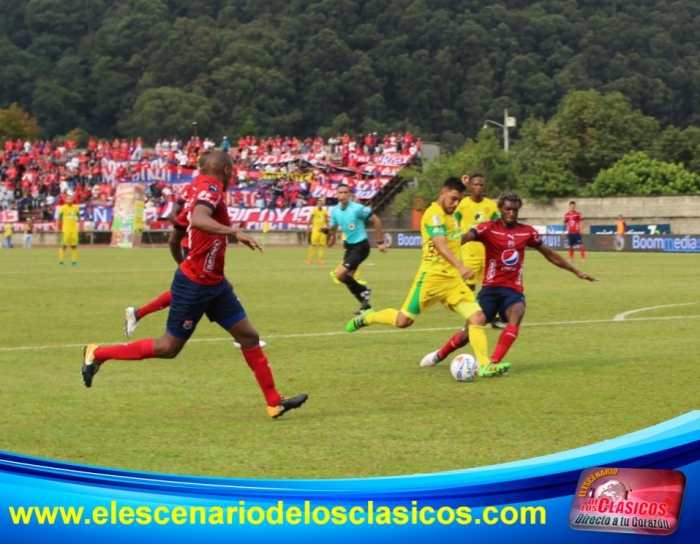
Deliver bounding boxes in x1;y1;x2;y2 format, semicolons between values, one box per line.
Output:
307;198;329;265
345;176;507;377
456;174;505;329
58;193;80;267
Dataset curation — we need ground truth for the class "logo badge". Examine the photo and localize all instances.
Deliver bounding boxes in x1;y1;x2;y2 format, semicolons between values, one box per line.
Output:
501;249;519;266
569;467;685;535
183;320;193;330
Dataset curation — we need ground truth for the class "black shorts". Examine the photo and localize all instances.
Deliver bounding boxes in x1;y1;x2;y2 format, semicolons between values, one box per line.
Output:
343;239;371;271
567;233;583;247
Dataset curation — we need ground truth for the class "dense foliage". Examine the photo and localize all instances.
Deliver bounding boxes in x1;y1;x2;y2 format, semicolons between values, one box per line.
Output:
3;0;700;144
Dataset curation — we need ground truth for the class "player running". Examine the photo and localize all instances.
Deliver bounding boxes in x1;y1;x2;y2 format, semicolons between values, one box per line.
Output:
420;191;597;370
82;151;308;419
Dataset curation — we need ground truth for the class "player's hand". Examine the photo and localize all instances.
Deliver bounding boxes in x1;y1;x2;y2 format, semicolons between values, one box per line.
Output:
458;264;474;280
576;271;598;282
237;232;263;252
377;241;388;253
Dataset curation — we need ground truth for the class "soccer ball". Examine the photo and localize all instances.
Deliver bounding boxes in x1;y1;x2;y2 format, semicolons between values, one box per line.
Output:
450;353;478;382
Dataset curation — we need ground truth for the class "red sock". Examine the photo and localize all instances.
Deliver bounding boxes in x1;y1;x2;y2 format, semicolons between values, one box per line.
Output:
241;345;281;406
568;246;574;260
491;325;519;363
580;246;586;259
95;339;156;363
437;330;468;361
136;291;172;320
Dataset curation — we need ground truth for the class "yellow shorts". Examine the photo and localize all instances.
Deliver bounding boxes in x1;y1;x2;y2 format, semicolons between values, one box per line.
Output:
310;231;327;246
62;230;79;247
401;271;479;319
461;244;485;286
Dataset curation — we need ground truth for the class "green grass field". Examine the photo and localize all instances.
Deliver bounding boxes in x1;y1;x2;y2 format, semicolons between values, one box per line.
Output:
1;246;699;479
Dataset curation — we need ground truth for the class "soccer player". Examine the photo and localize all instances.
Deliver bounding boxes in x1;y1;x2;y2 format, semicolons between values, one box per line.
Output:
565;200;586;263
307;198;329;265
345;177;503;377
327;184;386;315
420;191;598;369
455;173;505;330
82;151;308;419
58;193;80;266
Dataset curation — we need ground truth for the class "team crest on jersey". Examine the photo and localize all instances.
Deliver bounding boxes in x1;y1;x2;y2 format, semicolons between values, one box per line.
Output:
209;184;220;192
474;212;483;221
432;214;441;226
347;222;356;231
501;249;519;267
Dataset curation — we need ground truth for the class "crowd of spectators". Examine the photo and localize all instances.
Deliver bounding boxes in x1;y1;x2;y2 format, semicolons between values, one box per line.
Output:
0;132;420;219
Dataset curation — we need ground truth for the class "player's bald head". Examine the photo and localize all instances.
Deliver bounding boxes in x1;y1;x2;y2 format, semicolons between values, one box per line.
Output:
199;151;233;186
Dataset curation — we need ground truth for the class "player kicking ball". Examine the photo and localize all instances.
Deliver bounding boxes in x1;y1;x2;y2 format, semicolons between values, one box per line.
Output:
420;191;598;370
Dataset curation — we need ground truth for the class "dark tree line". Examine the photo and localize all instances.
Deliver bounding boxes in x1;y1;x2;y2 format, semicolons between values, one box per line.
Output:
2;0;700;147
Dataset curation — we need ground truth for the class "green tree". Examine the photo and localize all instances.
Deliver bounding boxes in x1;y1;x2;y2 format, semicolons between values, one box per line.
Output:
583;152;700;196
0;103;40;143
118;87;213;143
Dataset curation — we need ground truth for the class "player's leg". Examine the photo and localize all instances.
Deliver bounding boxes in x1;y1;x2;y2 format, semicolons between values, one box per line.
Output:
336;242;371;313
81;270;205;387
489;288;526;369
568;234;575;262
307;234;315;264
577;234;586;262
317;233;326;264
124;290;173;338
59;235;66;266
210;282;308;419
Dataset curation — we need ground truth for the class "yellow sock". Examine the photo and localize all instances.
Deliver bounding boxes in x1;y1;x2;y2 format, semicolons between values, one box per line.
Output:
58;248;65;263
308;245;315;260
318;246;325;261
365;308;399;326
468;325;490;367
71;248;77;263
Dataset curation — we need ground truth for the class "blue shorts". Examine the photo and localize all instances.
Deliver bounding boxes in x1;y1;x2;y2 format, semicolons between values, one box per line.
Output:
166;269;246;339
477;286;526;323
567;233;583;247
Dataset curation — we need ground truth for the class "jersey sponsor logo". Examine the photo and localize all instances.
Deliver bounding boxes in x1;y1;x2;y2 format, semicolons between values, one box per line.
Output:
347;222;356;231
204;239;222;272
501;248;519;267
474;212;483;221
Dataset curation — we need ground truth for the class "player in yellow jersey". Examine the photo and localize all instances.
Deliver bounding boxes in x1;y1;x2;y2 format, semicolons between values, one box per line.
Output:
455;174;505;329
307;198;329;264
345;177;506;377
58;193;80;267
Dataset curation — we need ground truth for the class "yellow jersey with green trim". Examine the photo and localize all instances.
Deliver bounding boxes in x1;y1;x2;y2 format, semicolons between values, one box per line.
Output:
419;201;462;277
309;208;329;232
455;196;499;255
59;204;80;232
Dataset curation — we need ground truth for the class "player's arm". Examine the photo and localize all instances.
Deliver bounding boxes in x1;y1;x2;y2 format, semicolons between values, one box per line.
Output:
461;229;478;245
368;214;387;253
536;243;598;282
327;211;338;247
432;235;473;280
168;201;183;226
168;224;186;264
191;204;262;252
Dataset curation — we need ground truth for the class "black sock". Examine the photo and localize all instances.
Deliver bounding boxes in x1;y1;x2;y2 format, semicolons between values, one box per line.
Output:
342;275;369;303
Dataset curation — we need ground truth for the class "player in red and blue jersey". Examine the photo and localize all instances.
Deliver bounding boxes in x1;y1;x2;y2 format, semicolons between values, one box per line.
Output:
123;181;198;338
564;200;586;263
420;191;597;372
82;151;308;419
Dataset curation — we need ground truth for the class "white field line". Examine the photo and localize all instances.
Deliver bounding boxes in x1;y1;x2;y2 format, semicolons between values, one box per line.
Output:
613;302;697;321
1;313;698;353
